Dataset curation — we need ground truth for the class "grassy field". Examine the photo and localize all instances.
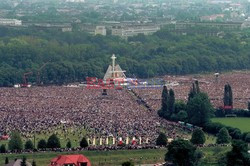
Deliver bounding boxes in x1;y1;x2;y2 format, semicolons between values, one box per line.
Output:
0;147;231;166
212;117;250;133
0;149;166;166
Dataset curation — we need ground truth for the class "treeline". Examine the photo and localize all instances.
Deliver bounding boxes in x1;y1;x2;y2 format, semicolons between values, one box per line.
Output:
158;81;250;143
1;27;250;86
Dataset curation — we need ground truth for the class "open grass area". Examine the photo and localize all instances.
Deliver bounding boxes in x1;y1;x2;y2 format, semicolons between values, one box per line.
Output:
212;117;250;133
0;149;166;166
0;147;231;166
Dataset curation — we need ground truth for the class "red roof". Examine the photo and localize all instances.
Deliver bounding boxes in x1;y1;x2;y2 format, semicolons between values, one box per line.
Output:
0;135;9;140
50;154;91;166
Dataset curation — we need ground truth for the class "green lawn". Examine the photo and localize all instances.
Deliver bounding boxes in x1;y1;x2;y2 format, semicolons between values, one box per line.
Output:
0;149;166;166
212;118;250;133
0;147;231;166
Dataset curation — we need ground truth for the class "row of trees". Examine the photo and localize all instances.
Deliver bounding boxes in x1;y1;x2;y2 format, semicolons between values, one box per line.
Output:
158;81;214;127
157;127;250;165
0;132;89;153
165;138;250;166
1;27;250;86
156;127;233;147
158;81;250;143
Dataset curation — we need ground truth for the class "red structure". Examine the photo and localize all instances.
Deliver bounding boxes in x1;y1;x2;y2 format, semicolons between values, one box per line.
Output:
21;71;33;88
224;105;233;110
50;154;91;166
0;135;9;140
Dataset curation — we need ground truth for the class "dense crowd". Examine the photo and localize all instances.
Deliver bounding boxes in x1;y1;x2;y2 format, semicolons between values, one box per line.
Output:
0;86;189;145
134;71;250;111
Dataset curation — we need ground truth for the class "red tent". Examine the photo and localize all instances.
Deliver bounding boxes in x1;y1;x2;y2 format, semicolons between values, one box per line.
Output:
50;154;91;166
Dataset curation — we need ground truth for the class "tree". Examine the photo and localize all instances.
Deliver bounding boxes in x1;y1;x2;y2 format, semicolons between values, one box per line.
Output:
159;85;169;118
122;161;134;166
194;80;200;94
216;128;231;144
165;139;198;166
66;140;72;148
168;89;175;114
188;81;200;102
230;128;242;139
174;100;186;114
245;133;250;143
47;134;61;149
25;140;34;150
159;87;176;119
224;83;233;107
5;157;9;164
37;139;47;149
80;137;88;148
156;132;167;146
0;144;6;153
32;160;36;166
177;111;188;122
187;92;214;126
21;156;27;166
190;128;206;145
8;131;23;151
226;140;250;166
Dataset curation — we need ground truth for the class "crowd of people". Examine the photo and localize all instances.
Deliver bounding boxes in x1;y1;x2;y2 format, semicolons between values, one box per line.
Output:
1;71;247;147
134;71;250;111
0;86;190;145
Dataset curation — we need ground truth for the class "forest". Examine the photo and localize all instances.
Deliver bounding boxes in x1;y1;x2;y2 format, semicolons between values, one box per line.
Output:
0;26;250;86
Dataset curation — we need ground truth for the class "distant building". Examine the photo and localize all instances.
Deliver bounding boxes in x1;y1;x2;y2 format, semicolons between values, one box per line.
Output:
50;154;91;166
111;25;160;39
78;23;95;34
95;26;107;36
0;18;22;26
241;18;250;29
62;26;73;32
66;0;85;2
200;14;224;21
33;23;72;32
174;22;242;31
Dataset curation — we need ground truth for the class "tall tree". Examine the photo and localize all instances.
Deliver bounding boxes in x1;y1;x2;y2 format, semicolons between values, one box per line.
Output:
47;134;61;149
159;85;169;118
190;128;206;145
187;92;214;126
80;137;88;148
165;139;198;166
156;132;167;146
168;89;175;114
216;127;231;144
224;83;233;107
226;140;250;166
228;84;233;107
37;139;47;149
161;85;168;113
0;144;6;153
188;81;200;102
66;140;72;149
244;133;250;143
25;140;34;150
195;80;200;94
8;131;23;151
